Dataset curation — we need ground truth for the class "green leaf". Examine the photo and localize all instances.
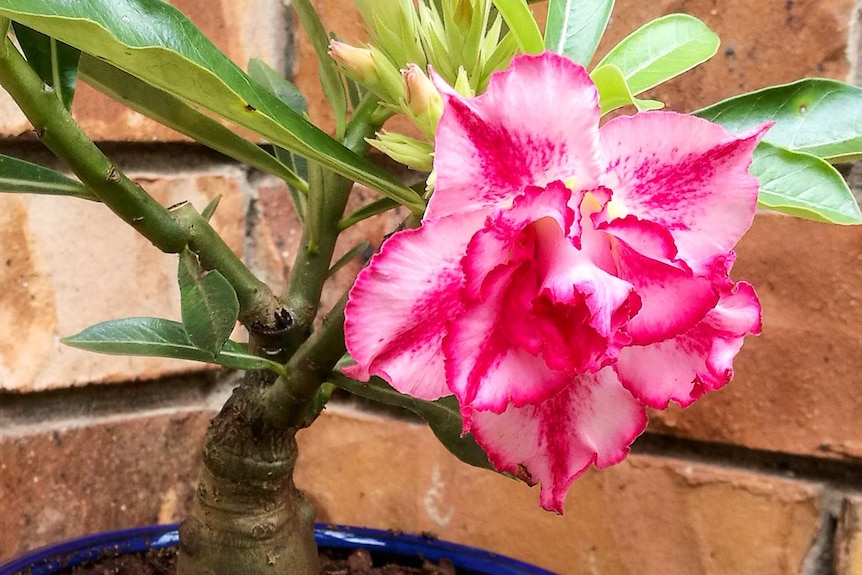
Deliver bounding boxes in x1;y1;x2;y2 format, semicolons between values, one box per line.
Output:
178;249;240;358
12;22;81;111
79;55;306;192
338;197;399;230
752;142;862;224
0;0;425;214
327;240;370;278
247;58;311;221
247;58;308;117
590;64;663;115
544;0;614;66
695;79;862;163
200;195;221;222
330;372;495;472
595;14;719;96
62;317;287;376
491;0;544;55
290;0;348;139
0;154;96;200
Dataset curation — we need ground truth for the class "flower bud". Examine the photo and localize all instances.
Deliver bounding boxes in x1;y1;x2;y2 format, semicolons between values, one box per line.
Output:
329;41;405;104
354;0;426;68
328;41;376;83
368;131;434;172
453;0;474;31
402;64;443;137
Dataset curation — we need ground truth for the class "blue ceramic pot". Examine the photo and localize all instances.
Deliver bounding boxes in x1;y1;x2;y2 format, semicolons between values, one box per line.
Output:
0;524;558;575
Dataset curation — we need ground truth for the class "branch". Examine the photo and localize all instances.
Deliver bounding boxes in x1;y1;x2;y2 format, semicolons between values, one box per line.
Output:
0;34;283;329
263;292;348;428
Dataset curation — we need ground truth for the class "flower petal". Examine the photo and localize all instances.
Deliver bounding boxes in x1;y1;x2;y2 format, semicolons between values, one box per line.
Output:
446;183;639;413
615;281;761;408
599;112;767;267
428;52;602;219
447;184;578;412
344;210;485;399
610;238;718;344
444;276;573;415
468;369;647;513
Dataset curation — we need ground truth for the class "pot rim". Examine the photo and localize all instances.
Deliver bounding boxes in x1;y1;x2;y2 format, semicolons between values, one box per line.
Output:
0;523;559;575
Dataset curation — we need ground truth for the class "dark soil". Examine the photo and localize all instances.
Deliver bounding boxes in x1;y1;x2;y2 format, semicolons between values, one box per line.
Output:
65;546;457;575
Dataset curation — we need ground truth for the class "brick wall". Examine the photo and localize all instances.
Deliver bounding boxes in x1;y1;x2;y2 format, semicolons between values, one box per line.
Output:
1;1;862;574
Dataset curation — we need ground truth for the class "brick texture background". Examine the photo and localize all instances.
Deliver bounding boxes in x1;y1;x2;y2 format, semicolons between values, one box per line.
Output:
1;1;862;574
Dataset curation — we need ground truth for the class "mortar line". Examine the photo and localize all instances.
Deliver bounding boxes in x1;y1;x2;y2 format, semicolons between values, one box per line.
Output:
632;432;862;492
0;371;237;437
4;377;862;490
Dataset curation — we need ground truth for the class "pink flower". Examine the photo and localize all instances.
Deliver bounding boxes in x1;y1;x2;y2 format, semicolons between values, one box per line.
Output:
344;52;765;513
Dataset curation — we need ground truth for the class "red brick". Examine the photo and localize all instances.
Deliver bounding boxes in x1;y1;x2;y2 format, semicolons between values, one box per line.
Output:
296;408;824;575
2;407;825;574
651;212;862;460
0;167;246;392
0;409;211;560
836;494;862;575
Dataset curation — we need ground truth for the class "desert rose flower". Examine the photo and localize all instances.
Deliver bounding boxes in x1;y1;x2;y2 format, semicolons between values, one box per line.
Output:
344;52;765;513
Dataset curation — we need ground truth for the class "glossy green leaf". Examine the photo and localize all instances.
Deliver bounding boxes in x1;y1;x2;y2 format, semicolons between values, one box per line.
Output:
62;317;287;376
330;373;495;472
344;74;366;111
544;0;614;66
79;56;306;192
595;14;719;96
695;79;862;163
0;154;96;200
491;0;544;54
752;142;862;224
590;64;663;115
13;22;80;111
247;58;310;221
0;0;425;214
178;249;240;358
247;58;308;117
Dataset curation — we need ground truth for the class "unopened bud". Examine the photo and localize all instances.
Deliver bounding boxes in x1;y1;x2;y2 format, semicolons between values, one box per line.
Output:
453;0;474;31
329;41;404;104
329;41;376;82
402;64;443;138
368;131;434;172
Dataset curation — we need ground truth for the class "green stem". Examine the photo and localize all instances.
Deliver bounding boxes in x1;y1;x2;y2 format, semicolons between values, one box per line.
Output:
0;36;285;330
264;292;349;428
282;96;390;336
265;97;394;427
173;203;283;327
0;37;184;253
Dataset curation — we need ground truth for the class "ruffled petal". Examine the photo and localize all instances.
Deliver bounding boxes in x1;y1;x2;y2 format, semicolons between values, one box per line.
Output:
462;181;575;299
445;272;573;415
468;369;648;513
615;281;761;408
429;52;602;219
446;183;638;413
599;112;767;267
343;210;485;399
610;237;718;345
447;184;579;412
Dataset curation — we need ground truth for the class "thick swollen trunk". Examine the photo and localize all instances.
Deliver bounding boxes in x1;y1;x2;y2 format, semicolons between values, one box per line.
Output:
176;377;319;575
